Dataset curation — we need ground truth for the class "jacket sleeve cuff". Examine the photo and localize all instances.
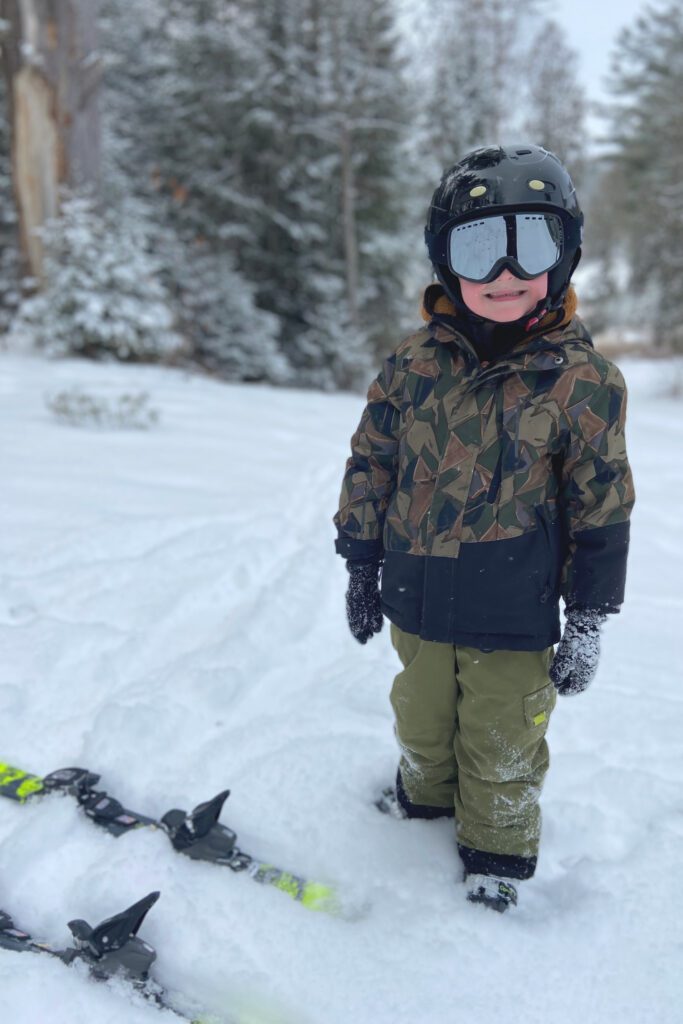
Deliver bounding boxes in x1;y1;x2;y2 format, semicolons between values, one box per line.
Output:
334;535;384;560
565;521;630;612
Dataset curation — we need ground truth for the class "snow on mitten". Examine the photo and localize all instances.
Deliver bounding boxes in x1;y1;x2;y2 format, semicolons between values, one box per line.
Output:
550;607;606;696
345;560;383;645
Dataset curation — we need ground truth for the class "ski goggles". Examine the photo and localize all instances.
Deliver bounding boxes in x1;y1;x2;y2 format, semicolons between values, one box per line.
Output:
438;212;565;283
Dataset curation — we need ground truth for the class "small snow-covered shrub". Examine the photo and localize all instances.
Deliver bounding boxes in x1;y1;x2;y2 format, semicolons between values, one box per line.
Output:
45;388;160;430
12;194;183;362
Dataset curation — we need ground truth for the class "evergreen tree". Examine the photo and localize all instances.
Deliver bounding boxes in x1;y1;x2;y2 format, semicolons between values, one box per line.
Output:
232;0;413;382
10;194;182;361
230;0;349;385
419;0;548;176
99;0;286;381
173;240;287;382
604;1;683;350
2;0;426;383
349;0;418;351
101;0;414;387
522;19;588;183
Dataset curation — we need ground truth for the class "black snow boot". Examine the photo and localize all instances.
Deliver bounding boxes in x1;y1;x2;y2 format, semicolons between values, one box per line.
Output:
375;772;455;821
375;786;410;819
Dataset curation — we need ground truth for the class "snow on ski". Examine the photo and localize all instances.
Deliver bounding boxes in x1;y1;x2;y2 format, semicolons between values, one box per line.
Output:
0;762;343;917
0;890;217;1023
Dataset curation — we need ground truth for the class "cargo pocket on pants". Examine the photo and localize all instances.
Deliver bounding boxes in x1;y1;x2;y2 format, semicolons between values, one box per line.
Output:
523;684;556;729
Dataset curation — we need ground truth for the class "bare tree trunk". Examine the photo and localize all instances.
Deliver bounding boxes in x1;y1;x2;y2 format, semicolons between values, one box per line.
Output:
339;117;359;329
0;0;101;279
330;8;359;330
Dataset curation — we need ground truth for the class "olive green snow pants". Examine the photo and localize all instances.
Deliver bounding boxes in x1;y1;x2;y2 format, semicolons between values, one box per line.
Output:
390;623;556;865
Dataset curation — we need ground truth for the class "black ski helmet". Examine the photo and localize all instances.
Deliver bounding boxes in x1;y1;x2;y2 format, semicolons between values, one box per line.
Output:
425;144;583;313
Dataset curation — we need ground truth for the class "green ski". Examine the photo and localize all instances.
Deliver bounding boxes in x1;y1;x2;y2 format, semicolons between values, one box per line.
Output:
0;762;341;917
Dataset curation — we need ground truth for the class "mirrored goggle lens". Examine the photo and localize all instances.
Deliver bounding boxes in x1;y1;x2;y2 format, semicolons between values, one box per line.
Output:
448;214;563;281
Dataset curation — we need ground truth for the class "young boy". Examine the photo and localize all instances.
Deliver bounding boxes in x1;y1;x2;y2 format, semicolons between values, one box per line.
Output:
333;144;635;912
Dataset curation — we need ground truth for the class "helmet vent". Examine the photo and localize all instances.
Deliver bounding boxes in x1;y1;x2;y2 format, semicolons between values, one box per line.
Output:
516;149;532;155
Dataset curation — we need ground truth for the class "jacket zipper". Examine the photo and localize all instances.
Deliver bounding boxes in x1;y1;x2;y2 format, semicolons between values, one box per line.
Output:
486;386;505;505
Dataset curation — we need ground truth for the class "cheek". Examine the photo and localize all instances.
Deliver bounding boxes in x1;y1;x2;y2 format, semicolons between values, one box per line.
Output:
528;273;549;304
458;278;488;315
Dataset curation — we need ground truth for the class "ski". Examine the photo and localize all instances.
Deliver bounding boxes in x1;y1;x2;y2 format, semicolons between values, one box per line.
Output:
0;762;341;917
0;890;215;1022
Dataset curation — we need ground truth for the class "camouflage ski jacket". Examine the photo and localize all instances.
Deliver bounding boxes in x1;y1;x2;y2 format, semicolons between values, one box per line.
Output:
334;285;635;651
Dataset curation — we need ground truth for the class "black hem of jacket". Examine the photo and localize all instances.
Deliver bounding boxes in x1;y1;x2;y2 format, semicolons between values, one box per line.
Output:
395;770;455;820
336;520;628;649
383;602;559;651
458;844;537;881
380;543;562;651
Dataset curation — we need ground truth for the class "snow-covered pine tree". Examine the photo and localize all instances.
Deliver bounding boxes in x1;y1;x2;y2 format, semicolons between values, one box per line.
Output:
230;0;414;384
603;2;683;351
172;240;287;382
521;19;587;183
421;0;503;174
99;0;286;382
226;0;348;386
10;194;183;361
602;2;683;350
415;1;586;172
333;0;417;360
102;0;415;388
419;0;548;176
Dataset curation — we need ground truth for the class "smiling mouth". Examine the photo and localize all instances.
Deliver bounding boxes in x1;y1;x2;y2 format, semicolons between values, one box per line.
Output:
485;289;526;300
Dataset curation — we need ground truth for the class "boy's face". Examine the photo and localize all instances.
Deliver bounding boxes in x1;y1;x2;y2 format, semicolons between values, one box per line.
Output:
458;269;548;323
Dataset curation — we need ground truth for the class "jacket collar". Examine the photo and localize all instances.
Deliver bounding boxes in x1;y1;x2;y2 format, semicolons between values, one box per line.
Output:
419;283;593;384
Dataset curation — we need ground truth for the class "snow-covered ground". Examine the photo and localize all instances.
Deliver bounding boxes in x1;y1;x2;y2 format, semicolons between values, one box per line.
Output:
1;352;681;1024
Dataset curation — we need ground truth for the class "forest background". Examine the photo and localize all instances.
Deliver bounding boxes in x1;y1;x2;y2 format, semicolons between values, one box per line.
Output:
0;0;681;391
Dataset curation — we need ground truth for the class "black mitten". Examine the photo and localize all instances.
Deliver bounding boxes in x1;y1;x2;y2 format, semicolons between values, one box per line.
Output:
345;560;383;645
550;607;607;696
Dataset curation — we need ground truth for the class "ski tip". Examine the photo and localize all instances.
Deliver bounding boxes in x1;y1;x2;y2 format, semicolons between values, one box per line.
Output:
300;882;341;915
300;880;371;921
